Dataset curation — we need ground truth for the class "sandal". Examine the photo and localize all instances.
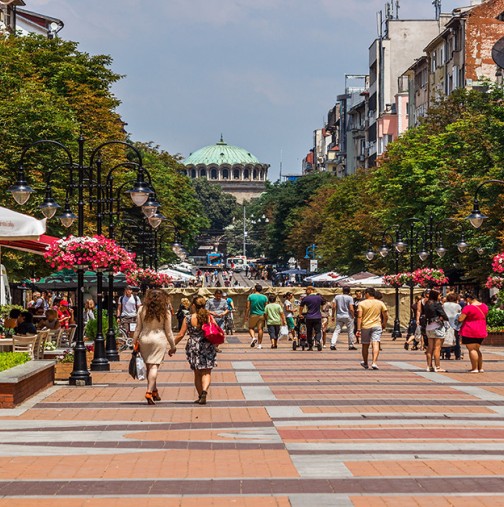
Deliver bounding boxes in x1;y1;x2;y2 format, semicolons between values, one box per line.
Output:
434;367;447;373
198;390;207;405
145;392;155;405
468;369;479;373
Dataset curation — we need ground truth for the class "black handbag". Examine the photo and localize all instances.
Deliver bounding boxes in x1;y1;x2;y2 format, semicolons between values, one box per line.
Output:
128;351;137;379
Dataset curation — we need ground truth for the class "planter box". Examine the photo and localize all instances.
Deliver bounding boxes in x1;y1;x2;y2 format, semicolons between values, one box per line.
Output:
483;332;504;346
0;360;54;408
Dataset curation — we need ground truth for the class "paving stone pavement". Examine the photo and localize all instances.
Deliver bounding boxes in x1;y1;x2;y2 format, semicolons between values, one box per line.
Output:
1;333;504;506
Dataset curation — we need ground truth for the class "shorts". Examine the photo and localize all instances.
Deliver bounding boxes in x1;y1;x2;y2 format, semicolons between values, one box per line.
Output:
249;315;265;330
286;316;295;330
461;337;484;345
361;326;382;344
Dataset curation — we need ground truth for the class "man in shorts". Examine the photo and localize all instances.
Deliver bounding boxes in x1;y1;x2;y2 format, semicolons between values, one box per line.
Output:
245;284;268;349
355;287;388;370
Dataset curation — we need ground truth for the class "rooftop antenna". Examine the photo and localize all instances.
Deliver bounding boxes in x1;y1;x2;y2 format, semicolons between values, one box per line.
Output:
279;148;283;181
433;0;441;20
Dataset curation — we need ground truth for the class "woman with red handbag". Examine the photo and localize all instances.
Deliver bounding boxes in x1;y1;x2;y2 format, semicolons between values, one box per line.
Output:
174;296;218;405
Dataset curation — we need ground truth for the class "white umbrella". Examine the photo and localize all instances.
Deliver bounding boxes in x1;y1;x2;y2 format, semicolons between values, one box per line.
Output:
0;206;46;240
340;275;384;286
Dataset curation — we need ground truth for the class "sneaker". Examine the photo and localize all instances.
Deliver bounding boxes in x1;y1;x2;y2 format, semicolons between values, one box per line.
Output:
348;346;357;350
250;338;257;348
323;344;326;348
434;367;446;372
371;363;379;370
257;344;262;349
308;346;313;351
330;345;336;351
360;361;369;369
317;342;322;351
426;366;435;372
404;342;409;350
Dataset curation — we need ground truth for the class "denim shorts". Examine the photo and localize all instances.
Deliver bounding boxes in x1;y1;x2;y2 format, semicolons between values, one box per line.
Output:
361;326;382;344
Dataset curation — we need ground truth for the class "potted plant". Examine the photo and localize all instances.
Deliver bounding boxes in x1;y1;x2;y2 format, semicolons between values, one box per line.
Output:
126;268;172;290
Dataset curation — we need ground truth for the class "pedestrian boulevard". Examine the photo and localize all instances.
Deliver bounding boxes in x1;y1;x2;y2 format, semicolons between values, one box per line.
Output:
0;335;504;505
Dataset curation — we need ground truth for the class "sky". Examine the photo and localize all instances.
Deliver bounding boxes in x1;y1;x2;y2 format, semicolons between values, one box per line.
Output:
28;0;463;180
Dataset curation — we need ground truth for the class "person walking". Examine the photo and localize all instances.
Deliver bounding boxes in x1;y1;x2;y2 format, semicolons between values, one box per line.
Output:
353;290;363;344
175;296;217;405
245;284;268;349
330;286;356;351
356;287;388;370
443;292;462;360
117;286;141;332
264;295;286;349
300;286;325;351
205;289;229;352
176;298;191;331
133;289;176;405
458;292;488;373
424;290;449;372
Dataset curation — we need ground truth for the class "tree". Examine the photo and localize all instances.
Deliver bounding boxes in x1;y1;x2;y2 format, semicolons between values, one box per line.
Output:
191;179;239;231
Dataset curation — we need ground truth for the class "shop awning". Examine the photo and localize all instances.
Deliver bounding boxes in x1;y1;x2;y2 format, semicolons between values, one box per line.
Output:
0;234;59;255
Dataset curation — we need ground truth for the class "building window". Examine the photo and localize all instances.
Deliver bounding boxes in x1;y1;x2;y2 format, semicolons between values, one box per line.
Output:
200;169;206;177
233;169;240;179
191;169;196;178
211;169;217;179
222;169;229;179
253;169;257;180
244;169;249;179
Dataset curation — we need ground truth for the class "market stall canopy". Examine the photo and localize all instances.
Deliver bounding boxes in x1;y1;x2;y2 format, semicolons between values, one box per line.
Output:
158;267;196;281
0;206;59;254
339;272;384;287
0;206;46;240
304;271;345;283
35;269;128;290
277;269;307;276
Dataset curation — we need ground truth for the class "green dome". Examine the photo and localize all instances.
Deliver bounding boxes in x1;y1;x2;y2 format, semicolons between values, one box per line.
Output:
184;137;261;166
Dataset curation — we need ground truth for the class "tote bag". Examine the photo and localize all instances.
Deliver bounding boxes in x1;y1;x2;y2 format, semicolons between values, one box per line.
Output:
202;316;225;345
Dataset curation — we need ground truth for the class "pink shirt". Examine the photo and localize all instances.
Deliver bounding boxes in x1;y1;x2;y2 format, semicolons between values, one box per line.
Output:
460;303;488;339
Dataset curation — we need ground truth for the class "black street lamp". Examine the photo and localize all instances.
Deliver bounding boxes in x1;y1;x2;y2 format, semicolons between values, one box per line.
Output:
9;135;153;384
370;225;403;339
466;179;504;228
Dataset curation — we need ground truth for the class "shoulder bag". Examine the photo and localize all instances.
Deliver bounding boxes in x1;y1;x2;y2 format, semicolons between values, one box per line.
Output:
202;315;225;345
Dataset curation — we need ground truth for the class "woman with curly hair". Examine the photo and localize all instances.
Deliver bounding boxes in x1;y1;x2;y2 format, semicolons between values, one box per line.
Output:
133;289;176;405
174;296;217;405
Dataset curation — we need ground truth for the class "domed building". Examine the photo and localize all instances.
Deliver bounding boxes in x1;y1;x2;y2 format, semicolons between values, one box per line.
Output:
183;136;269;203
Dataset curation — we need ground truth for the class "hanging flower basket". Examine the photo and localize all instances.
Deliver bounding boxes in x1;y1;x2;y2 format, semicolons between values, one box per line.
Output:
44;235;137;274
486;275;504;290
492;253;504;274
412;267;449;288
383;272;413;288
126;268;172;289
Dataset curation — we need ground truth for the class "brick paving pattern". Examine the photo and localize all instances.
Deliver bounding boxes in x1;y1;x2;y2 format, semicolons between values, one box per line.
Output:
0;333;504;505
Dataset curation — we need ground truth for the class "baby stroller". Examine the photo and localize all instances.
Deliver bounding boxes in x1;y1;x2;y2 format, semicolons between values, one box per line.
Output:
292;314;308;351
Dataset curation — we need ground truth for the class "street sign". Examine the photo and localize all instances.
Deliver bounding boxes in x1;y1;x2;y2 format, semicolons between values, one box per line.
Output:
310;260;318;272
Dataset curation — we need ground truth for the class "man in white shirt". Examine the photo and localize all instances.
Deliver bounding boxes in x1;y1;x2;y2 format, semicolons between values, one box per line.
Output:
330;287;356;350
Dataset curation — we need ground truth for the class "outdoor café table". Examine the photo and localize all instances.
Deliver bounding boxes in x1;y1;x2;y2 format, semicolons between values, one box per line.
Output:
0;338;13;351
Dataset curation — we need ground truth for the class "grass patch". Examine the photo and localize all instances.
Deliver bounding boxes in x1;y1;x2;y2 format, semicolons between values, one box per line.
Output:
0;352;31;372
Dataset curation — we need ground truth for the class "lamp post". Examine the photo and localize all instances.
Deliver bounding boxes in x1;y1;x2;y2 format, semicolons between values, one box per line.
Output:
370;225;403;339
304;243;317;272
466;179;504;228
9;135;153;383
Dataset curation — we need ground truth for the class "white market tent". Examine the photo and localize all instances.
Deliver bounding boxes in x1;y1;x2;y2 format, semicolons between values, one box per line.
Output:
339;275;385;287
304;271;345;283
158;267;196;281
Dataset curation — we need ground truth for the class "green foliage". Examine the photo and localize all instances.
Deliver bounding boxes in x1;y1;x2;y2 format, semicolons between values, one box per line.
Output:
192;179;238;231
486;307;504;330
84;310;118;340
0;352;31;372
0;305;24;319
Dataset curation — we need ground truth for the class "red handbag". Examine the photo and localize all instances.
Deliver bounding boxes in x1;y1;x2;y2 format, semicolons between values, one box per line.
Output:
202;316;225;345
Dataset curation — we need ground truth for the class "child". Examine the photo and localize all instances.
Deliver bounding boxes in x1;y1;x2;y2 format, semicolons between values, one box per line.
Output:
264;295;286;349
56;300;73;329
37;309;61;330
